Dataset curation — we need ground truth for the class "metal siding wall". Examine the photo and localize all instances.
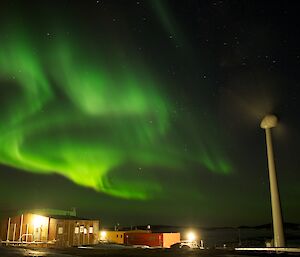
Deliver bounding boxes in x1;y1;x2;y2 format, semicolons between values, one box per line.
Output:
0;213;51;243
124;233;163;247
0;218;7;241
54;219;99;247
0;215;99;247
162;233;181;248
106;231;125;244
48;218;57;242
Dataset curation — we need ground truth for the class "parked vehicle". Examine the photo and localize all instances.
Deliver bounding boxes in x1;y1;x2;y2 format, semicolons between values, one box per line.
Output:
171;240;200;249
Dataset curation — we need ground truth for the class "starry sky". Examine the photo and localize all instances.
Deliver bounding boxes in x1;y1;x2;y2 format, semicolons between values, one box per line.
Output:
0;0;299;227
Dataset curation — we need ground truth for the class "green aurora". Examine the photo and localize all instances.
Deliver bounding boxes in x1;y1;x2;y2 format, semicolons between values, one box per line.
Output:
0;22;232;200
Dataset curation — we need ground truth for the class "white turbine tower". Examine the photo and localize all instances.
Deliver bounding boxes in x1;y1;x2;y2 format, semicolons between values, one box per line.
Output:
260;114;285;247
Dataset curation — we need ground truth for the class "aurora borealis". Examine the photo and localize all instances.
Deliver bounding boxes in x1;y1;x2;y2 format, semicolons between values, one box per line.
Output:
0;0;300;227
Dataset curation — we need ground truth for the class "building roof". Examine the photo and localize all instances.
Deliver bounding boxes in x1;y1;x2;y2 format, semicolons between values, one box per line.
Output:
0;208;99;221
48;214;96;221
0;208;76;218
19;208;77;217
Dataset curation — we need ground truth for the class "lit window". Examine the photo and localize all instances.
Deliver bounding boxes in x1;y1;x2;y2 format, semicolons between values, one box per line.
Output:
58;227;63;234
75;227;79;234
89;227;93;234
80;226;84;233
84;228;87;234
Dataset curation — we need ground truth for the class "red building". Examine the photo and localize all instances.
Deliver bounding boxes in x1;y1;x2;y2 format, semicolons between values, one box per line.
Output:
124;232;180;248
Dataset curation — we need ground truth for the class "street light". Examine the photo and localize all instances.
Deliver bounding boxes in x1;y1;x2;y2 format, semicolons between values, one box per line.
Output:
260;114;285;247
187;231;196;242
32;215;45;228
32;215;47;242
100;231;107;241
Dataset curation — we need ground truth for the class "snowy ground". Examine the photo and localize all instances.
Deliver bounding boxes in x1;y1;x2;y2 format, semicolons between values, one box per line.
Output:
0;245;293;257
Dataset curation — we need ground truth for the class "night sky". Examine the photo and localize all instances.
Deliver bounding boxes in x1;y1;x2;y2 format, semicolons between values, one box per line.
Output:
0;0;299;228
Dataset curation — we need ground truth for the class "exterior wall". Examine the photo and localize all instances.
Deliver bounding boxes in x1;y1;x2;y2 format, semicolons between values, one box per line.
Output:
104;230;149;244
124;232;181;248
51;219;99;247
0;213;99;247
124;232;163;247
162;233;180;248
48;218;57;243
105;231;125;244
0;213;49;242
0;218;6;241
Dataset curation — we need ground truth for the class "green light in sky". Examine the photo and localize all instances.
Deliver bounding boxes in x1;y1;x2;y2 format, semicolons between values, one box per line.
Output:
0;25;232;200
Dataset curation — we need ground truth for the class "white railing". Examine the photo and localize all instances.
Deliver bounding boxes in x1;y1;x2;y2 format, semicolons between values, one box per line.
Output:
235;247;300;253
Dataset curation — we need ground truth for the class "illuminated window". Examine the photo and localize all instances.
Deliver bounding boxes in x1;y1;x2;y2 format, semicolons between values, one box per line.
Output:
80;226;84;233
75;227;79;234
58;227;63;234
84;228;87;234
89;227;93;234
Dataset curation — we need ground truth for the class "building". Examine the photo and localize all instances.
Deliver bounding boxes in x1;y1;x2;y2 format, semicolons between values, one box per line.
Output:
124;232;180;248
100;230;150;244
0;209;99;247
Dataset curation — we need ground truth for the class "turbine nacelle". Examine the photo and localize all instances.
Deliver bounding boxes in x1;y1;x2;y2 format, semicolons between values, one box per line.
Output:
260;114;278;129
